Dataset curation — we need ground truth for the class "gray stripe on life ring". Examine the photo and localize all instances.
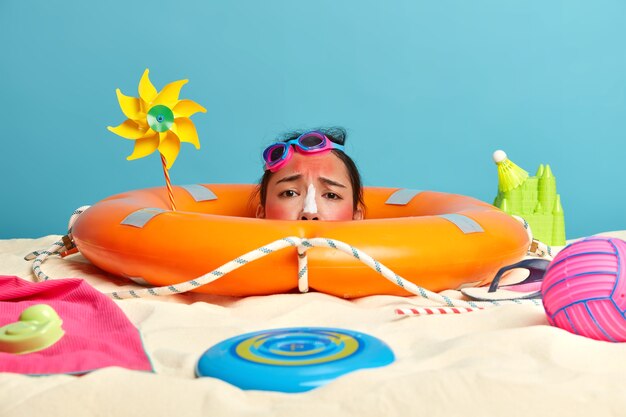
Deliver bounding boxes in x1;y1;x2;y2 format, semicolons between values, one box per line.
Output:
121;208;167;228
124;275;151;286
438;214;484;234
385;189;423;205
180;184;217;202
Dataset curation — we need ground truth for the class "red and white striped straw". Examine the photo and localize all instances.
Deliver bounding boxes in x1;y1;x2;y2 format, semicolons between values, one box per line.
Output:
160;153;177;211
395;307;482;316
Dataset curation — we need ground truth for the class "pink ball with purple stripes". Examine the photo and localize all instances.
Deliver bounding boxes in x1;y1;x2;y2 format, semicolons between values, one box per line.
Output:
541;237;626;342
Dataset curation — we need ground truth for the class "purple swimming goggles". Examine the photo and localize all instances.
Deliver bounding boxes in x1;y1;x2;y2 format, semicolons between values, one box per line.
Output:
262;131;345;173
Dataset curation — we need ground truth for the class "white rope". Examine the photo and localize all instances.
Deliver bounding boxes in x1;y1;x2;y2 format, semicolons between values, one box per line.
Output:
25;206;91;282
27;207;545;312
100;236;542;310
297;244;309;293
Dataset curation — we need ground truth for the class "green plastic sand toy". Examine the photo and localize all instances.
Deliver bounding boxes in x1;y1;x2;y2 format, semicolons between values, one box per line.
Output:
492;150;566;246
0;304;65;354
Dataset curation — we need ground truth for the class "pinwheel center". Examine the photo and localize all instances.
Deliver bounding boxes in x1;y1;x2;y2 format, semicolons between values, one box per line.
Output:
147;105;174;132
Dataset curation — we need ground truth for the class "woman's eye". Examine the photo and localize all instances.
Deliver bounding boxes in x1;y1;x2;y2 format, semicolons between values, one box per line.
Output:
324;192;342;200
280;190;299;198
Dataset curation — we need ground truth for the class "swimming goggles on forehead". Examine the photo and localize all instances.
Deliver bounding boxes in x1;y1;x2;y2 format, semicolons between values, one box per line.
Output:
262;131;345;172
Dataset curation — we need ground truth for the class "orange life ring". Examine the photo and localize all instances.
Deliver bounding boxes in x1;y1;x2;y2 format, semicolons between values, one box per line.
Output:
71;184;530;298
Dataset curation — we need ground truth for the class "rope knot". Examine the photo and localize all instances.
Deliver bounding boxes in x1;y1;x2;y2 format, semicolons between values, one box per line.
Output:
296;239;311;293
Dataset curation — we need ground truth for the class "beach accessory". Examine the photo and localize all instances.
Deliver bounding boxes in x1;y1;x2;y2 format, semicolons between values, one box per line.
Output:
196;327;394;392
0;304;64;355
107;69;206;211
0;276;152;375
461;258;549;301
542;236;626;342
493;150;528;192
263;131;345;172
492;150;566;246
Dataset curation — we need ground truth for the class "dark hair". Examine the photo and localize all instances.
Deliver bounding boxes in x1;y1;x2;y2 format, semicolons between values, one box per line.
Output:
255;127;364;213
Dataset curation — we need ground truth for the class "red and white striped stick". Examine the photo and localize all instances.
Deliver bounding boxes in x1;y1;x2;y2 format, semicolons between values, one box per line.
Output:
160;153;177;211
395;307;482;316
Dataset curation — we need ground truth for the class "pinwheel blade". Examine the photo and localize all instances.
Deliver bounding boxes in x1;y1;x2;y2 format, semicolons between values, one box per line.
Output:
138;69;158;105
115;89;142;120
151;79;188;109
173;99;207;118
173;118;200;149
126;133;160;161
107;120;147;139
158;131;181;169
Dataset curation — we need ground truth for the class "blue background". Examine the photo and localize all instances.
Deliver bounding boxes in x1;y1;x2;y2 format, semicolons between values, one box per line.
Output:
1;0;624;239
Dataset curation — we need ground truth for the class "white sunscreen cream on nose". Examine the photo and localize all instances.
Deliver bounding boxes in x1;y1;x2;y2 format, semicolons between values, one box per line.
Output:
303;184;318;213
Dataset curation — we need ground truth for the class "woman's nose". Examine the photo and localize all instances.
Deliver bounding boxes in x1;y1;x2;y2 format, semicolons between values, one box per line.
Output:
300;185;319;220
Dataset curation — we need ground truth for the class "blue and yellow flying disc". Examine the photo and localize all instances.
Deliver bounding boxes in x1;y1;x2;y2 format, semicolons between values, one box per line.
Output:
195;327;394;393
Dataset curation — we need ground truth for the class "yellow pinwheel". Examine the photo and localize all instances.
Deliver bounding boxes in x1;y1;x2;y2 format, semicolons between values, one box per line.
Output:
107;69;206;169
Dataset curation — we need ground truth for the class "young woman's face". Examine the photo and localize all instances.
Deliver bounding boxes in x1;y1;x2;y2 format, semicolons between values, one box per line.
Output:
257;151;363;221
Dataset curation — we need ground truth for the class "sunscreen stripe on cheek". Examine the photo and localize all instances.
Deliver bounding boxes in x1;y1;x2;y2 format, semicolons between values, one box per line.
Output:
303;184;318;213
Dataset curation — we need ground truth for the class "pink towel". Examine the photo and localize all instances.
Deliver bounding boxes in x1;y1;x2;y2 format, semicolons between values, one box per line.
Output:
0;275;153;375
